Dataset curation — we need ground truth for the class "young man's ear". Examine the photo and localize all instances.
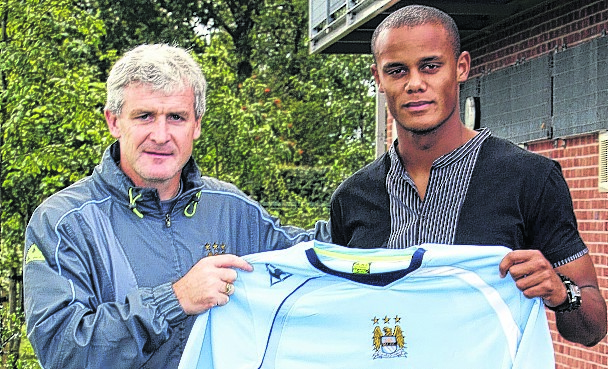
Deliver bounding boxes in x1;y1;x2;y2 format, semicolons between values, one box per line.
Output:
371;64;385;93
105;110;121;139
457;51;471;83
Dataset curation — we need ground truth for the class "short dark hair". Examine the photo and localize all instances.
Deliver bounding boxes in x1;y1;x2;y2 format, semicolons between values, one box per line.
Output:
371;5;461;60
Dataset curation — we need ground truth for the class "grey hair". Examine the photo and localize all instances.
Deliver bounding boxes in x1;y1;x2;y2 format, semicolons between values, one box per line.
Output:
105;44;207;119
371;5;461;60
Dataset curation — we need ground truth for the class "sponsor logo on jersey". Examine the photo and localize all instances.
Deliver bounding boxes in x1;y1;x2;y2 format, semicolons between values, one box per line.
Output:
266;264;293;286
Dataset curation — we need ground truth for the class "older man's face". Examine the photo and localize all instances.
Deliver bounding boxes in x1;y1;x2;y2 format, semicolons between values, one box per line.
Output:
105;83;201;199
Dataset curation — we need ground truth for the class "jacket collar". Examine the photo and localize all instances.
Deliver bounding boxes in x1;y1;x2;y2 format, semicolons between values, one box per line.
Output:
93;142;204;216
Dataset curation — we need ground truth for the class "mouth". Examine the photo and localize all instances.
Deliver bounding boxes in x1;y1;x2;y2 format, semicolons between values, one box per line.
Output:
404;101;432;110
143;150;173;158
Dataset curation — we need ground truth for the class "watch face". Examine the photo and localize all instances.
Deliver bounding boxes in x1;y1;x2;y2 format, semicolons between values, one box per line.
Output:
550;274;582;312
464;97;477;129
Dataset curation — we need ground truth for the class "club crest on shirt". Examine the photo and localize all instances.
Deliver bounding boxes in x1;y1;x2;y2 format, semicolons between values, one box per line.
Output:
371;315;407;359
266;264;292;286
204;243;227;257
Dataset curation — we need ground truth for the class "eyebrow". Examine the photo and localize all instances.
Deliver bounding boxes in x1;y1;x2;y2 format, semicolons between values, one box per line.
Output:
382;56;442;71
419;56;442;64
167;110;191;117
382;62;407;72
129;109;151;116
129;109;192;117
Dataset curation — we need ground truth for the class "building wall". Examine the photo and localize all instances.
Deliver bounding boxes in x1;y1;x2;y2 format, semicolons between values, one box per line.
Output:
527;134;608;369
460;1;608;367
465;0;608;79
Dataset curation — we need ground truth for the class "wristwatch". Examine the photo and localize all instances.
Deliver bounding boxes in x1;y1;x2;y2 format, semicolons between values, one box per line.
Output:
546;274;582;313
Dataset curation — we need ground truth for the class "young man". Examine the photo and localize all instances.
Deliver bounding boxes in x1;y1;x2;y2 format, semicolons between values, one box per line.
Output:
24;44;328;368
330;5;606;347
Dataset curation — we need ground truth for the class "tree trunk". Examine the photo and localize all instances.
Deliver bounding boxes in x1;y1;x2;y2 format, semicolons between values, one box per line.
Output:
7;270;21;369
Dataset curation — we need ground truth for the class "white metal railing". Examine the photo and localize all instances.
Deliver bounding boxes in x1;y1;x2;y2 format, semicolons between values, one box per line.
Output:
308;0;398;54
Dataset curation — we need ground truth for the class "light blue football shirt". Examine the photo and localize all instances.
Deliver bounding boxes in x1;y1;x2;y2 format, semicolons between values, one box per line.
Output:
179;241;555;369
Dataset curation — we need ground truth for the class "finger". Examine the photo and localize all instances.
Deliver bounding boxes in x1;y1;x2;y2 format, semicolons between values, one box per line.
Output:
218;268;238;284
210;254;254;272
222;282;235;296
499;252;527;278
498;250;541;278
513;272;540;291
516;272;562;300
516;281;546;299
498;253;516;278
505;262;532;280
216;295;230;307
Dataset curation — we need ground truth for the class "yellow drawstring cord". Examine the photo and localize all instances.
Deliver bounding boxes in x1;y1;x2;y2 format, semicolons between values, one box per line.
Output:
184;191;202;217
128;188;144;219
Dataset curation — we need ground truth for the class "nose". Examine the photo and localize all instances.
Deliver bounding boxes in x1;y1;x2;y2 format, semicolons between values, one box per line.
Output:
406;71;425;93
149;118;170;144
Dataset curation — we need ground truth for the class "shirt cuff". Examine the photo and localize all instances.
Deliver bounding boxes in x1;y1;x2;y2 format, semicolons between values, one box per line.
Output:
152;282;188;327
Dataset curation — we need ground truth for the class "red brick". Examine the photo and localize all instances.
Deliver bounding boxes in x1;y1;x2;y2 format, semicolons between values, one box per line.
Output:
466;1;607;78
527;130;607;368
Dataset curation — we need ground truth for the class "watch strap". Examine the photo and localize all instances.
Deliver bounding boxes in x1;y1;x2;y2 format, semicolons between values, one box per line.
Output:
546;273;582;313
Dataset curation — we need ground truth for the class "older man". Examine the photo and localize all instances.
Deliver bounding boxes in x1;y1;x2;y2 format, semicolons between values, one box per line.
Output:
24;44;327;368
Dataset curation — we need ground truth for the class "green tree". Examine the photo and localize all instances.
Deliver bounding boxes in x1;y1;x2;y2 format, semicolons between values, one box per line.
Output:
76;0;266;83
194;32;311;224
0;0;108;366
229;0;377;174
228;0;376;170
75;0;376;182
76;0;206;78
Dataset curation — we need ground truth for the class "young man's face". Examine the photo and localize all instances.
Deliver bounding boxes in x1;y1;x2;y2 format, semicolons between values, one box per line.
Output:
105;84;201;193
371;23;470;135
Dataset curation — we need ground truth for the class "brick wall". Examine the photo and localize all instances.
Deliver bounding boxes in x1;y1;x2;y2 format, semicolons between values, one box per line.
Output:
464;0;608;79
526;133;608;368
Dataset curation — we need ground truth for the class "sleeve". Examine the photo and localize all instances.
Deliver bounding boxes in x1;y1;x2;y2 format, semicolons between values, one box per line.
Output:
329;189;348;246
199;176;331;253
23;211;187;369
328;155;391;248
244;199;331;254
528;163;588;266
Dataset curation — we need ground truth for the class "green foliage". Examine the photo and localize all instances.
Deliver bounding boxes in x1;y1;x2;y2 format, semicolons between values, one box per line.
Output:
193;29;375;228
256;166;332;230
282;54;376;170
76;0;208;78
278;166;332;205
1;0;109;220
0;0;109;366
196;34;293;193
265;194;329;230
0;306;20;368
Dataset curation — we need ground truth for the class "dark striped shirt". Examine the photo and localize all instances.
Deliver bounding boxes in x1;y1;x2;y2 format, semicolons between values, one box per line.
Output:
386;128;491;249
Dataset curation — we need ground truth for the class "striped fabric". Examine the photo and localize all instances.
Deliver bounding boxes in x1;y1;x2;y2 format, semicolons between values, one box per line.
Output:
386;129;491;249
